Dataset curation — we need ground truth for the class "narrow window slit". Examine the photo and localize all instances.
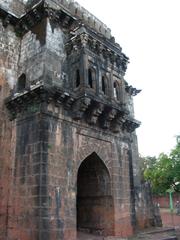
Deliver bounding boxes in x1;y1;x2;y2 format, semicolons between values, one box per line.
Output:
17;73;26;91
88;69;93;88
76;69;80;88
102;76;106;94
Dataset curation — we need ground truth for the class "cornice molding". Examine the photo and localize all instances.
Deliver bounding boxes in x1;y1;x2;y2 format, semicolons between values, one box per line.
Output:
0;1;129;74
0;1;123;53
0;1;77;36
66;29;129;76
5;85;140;133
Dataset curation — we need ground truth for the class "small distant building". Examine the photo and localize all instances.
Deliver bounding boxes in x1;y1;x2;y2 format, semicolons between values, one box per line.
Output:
0;0;160;239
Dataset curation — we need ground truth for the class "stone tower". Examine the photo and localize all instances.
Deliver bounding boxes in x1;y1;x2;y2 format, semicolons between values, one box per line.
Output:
0;1;158;240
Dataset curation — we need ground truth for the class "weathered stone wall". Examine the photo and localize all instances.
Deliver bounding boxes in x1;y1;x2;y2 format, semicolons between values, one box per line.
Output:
8;114;52;240
0;12;69;238
18;19;47;87
0;19;20;240
0;17;44;239
135;182;162;229
0;1;158;239
0;100;133;240
17;18;67;89
45;19;67;87
42;104;134;239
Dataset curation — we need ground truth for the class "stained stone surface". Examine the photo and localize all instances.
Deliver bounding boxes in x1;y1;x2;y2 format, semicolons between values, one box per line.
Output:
0;1;160;240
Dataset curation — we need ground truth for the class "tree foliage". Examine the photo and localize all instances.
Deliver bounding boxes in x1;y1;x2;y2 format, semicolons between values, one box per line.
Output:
142;140;180;195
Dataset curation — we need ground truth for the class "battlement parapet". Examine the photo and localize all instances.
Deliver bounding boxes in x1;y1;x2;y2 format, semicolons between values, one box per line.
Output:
57;0;112;39
0;0;112;39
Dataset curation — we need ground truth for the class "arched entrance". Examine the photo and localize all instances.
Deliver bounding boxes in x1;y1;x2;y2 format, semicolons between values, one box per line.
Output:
77;152;114;236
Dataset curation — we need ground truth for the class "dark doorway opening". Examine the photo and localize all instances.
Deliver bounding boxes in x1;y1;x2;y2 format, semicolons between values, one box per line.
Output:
77;152;114;236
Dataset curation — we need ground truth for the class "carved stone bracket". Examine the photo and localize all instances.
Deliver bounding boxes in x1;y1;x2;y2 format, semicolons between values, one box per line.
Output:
5;85;75;120
80;33;88;48
72;97;91;120
2;14;13;27
5;86;140;133
86;102;104;125
111;113;126;133
125;84;142;96
64;97;75;109
5;86;44;120
123;118;141;132
100;107;117;129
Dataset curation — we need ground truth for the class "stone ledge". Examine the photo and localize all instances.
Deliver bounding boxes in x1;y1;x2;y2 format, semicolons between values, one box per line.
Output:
0;0;117;42
5;85;140;133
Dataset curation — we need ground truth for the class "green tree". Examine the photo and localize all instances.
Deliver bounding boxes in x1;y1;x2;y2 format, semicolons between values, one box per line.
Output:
169;140;180;192
142;140;180;195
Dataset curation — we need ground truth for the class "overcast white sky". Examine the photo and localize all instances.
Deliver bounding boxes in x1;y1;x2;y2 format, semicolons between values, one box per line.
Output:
77;0;180;157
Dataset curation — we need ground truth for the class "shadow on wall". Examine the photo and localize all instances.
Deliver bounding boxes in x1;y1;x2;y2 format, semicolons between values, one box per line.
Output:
77;152;114;236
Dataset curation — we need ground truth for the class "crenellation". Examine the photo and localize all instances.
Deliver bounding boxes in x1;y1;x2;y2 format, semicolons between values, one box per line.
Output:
45;0;112;38
0;0;113;40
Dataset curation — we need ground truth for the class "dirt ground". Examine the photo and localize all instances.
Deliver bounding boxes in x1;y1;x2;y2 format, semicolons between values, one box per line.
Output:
129;208;180;240
77;208;180;240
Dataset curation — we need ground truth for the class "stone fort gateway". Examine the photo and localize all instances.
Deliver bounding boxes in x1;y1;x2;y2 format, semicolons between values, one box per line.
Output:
0;0;160;239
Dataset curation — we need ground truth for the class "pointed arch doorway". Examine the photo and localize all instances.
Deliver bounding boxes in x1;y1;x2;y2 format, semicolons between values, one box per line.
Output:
77;152;114;236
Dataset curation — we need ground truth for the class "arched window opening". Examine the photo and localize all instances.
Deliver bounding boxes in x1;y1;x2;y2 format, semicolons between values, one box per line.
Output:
17;73;26;92
102;76;106;95
88;68;93;88
113;81;119;100
75;69;80;88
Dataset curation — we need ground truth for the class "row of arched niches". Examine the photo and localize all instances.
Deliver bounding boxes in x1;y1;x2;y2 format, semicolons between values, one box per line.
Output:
16;67;125;104
71;66;125;103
